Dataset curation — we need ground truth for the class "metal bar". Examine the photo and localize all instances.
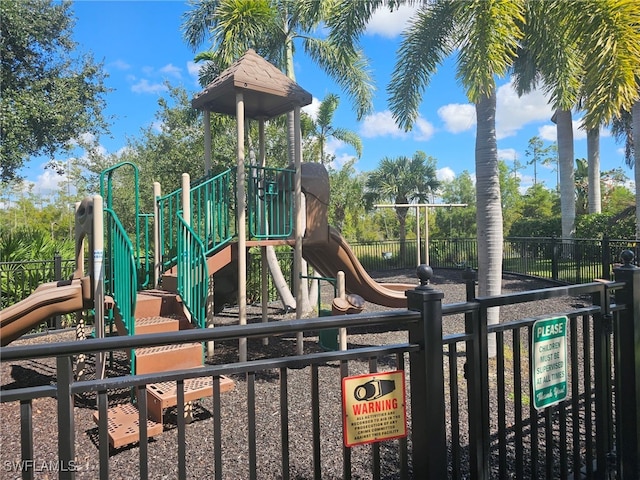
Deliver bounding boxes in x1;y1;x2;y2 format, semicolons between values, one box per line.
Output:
528;325;539;479
545;406;554;478
448;344;460;480
177;379;186;480
513;330;524;479
280;368;290;480
311;364;321;480
396;353;408;480
137;385;149;480
213;376;223;480
19;400;34;480
340;361;351;480
97;390;109;480
248;372;257;480
56;356;75;480
369;357;380;480
583;315;594;479
496;331;507;479
570;316;581;476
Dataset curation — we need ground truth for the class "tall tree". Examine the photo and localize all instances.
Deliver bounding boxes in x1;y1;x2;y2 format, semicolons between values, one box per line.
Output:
309;94;362;164
0;0;109;182
612;97;640;239
514;0;640;240
376;0;524;356
364;152;440;261
524;136;556;186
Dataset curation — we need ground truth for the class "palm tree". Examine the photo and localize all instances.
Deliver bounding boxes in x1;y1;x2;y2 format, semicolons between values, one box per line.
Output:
381;1;524;356
611;97;640;238
364;152;440;261
309;93;362;164
182;0;374;119
514;1;640;240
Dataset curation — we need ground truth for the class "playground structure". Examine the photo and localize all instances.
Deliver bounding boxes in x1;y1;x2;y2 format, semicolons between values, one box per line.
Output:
0;49;413;448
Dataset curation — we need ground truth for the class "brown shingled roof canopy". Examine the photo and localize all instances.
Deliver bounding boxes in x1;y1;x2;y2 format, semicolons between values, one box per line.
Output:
191;49;312;120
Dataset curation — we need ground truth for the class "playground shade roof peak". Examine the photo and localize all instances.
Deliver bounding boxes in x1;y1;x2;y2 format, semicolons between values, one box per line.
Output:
191;49;312;120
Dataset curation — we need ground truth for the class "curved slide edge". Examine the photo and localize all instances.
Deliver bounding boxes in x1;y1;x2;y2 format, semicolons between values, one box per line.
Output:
303;228;413;309
0;277;92;347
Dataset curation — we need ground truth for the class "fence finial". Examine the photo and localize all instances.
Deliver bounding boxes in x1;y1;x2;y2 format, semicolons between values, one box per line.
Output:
416;264;433;289
620;249;636;268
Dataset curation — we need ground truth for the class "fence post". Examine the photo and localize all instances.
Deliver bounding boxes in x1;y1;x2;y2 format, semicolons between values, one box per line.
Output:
601;235;611;280
612;250;640;479
406;265;447;479
54;253;62;329
552;236;559;281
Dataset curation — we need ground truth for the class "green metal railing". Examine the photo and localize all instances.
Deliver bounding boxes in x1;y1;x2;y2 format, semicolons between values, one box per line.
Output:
156;186;183;272
100;162;151;289
104;207;138;373
247;166;294;239
157;169;234;273
190;168;233;257
177;216;208;328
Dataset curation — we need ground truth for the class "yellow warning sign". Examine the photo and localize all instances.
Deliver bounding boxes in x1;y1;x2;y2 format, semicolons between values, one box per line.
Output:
342;370;407;447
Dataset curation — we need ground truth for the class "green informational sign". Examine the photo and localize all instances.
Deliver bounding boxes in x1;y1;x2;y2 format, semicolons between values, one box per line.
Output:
532;316;568;410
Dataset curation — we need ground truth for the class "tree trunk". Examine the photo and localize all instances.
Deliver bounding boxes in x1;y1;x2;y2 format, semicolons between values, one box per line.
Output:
556;109;575;240
475;88;503;358
587;127;601;214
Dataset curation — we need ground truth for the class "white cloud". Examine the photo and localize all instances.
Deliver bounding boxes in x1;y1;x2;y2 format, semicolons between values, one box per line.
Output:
160;63;182;78
498;148;518;163
131;79;168;94
359;110;434;143
539;124;557;142
360;110;407;138
365;4;420;38
436;167;455;182
109;59;131;70
303;97;321;121
495;80;554;139
437;103;476;133
413;117;435;141
537;116;611;143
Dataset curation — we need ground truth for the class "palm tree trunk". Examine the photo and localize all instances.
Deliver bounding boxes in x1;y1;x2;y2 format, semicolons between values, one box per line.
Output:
556;109;576;240
475;88;503;358
587;127;601;214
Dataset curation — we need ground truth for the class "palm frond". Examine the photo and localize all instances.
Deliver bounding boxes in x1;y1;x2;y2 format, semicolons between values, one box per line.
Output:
304;37;375;120
388;1;460;131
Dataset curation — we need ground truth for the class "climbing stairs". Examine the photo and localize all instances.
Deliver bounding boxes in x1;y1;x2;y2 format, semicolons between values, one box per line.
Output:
93;290;235;448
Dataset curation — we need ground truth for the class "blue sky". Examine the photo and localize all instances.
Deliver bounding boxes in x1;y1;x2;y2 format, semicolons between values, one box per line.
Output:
26;0;631;197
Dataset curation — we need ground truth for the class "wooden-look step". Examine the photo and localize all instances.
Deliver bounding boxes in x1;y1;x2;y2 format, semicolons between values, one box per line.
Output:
133;315;180;335
146;376;236;423
93;403;163;449
135;342;204;375
135;290;185;318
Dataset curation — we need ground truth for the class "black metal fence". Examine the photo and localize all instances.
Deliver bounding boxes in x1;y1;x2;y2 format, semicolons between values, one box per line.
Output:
0;255;76;327
2;259;640;479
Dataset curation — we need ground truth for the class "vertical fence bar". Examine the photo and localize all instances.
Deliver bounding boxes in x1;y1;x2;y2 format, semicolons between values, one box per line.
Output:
612;252;640;479
406;265;447;479
19;400;34;480
56;355;75;480
311;364;321;480
247;372;257;480
280;367;290;480
340;361;351;480
212;376;223;480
